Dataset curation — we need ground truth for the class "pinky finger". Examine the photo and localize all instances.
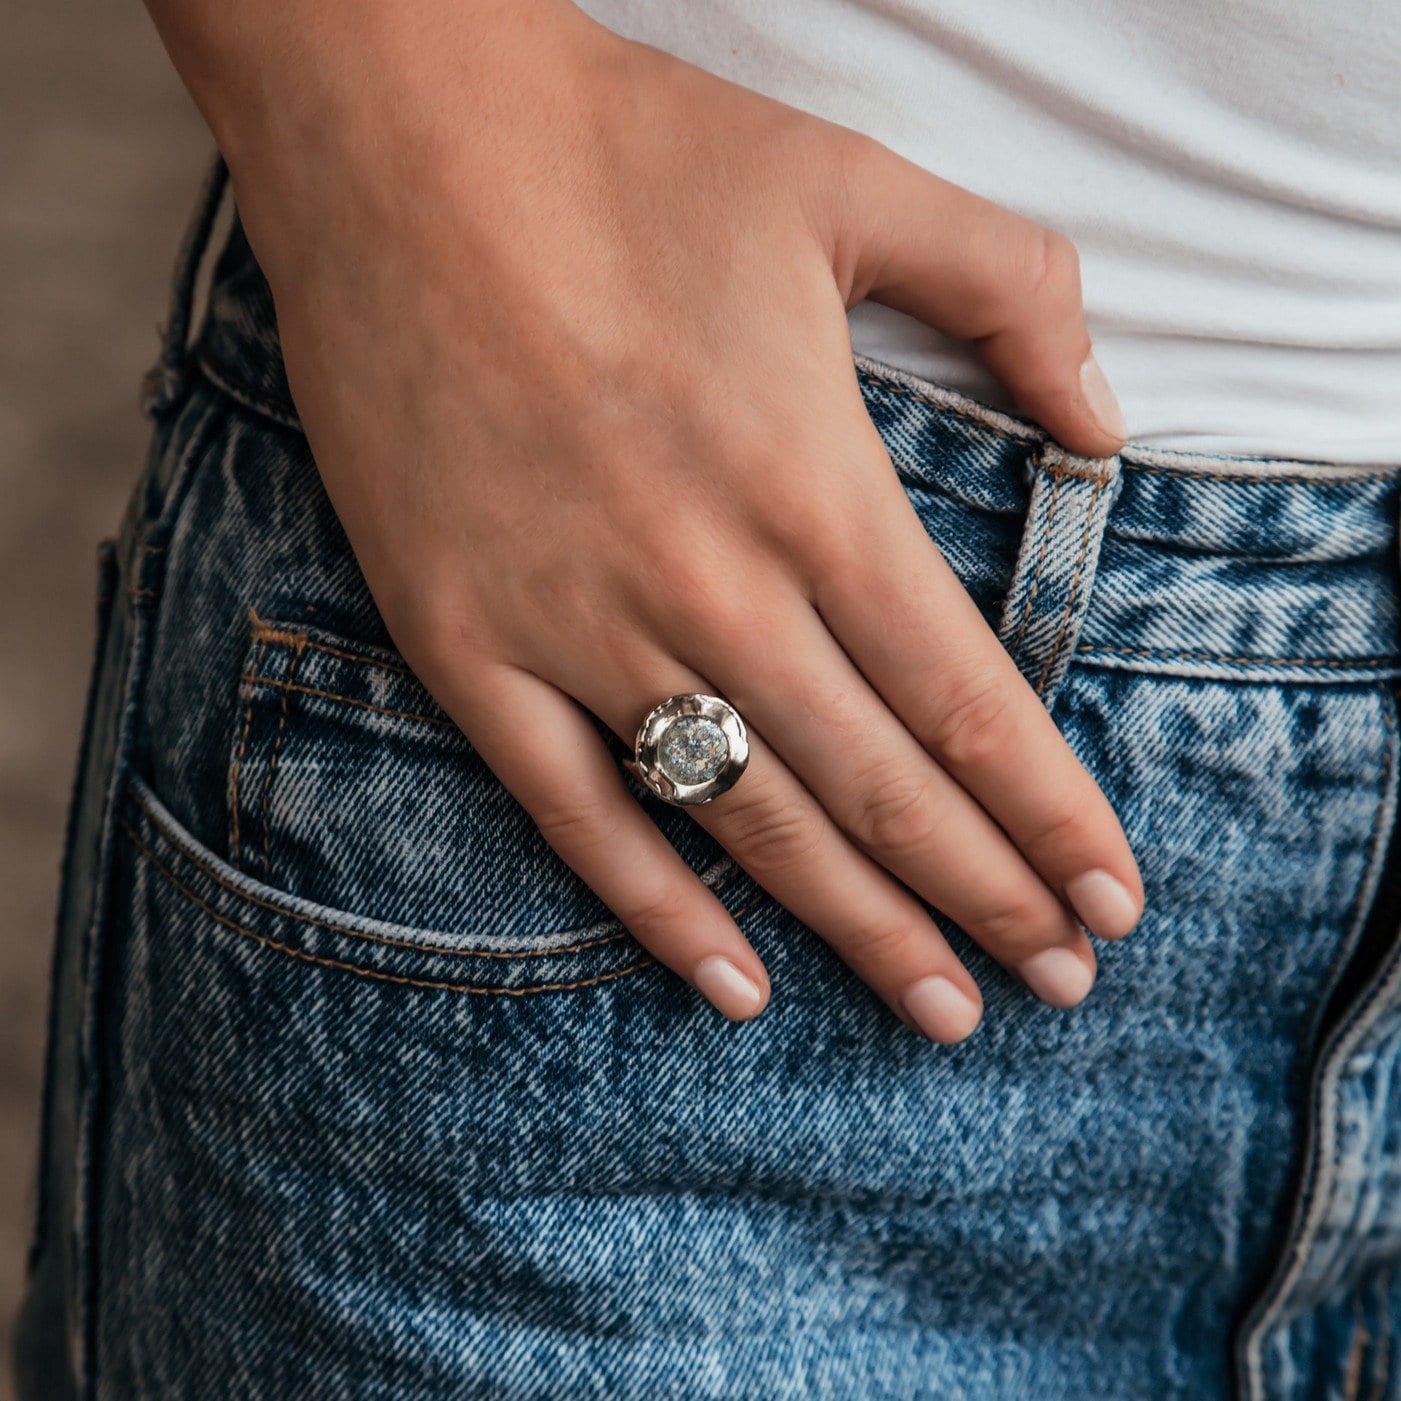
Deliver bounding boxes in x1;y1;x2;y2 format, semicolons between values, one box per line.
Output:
446;663;771;1021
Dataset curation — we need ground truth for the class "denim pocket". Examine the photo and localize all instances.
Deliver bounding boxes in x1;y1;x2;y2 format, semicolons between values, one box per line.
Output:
120;774;700;994
221;609;728;948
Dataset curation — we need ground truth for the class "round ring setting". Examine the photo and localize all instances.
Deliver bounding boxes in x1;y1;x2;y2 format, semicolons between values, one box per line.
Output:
628;694;749;807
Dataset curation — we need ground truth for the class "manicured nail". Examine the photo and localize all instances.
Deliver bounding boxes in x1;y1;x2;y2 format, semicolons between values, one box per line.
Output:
693;955;764;1020
902;975;982;1043
1079;353;1129;442
1065;869;1141;940
1018;947;1095;1009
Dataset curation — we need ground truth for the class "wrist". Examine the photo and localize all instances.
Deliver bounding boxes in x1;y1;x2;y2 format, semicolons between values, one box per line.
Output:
145;0;620;180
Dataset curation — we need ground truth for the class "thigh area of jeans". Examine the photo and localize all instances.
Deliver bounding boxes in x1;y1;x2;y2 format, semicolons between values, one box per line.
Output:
95;373;1401;1398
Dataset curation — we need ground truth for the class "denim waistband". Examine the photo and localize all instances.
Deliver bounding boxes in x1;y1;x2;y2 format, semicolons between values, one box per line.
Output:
178;186;1401;687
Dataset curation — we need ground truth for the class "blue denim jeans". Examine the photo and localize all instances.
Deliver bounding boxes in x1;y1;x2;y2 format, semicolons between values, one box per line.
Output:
15;158;1401;1399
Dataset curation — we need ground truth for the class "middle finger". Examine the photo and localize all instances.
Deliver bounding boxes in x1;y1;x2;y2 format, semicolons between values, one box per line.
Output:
651;596;1098;1009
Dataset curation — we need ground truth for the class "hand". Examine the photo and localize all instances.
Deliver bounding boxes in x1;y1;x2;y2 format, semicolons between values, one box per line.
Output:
153;0;1142;1039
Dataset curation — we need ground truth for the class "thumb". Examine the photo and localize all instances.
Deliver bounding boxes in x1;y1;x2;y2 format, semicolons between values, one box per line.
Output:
826;133;1128;458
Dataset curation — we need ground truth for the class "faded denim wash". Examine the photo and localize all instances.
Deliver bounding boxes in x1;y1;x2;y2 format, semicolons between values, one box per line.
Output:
15;157;1401;1399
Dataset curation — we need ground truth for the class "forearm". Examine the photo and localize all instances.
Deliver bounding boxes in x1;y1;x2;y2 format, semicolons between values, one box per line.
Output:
141;0;612;177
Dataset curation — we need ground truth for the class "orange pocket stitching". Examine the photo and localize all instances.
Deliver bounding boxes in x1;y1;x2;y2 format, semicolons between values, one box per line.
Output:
259;635;307;869
248;608;414;678
241;673;454;729
229;640;267;868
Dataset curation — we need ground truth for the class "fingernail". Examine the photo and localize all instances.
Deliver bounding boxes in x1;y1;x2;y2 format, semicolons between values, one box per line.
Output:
1018;947;1095;1009
693;955;764;1020
1065;868;1141;940
901;975;982;1043
1079;353;1129;442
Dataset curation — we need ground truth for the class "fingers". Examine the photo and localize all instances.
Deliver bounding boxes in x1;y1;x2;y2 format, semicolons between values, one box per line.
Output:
436;662;771;1021
829;132;1128;457
811;460;1144;940
693;730;988;1040
649;590;1100;1008
570;655;987;1042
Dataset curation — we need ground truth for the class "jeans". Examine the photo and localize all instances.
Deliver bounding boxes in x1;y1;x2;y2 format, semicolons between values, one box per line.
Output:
14;157;1401;1400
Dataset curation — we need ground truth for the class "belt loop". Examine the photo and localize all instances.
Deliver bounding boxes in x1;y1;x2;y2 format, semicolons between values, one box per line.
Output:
140;152;229;419
997;442;1123;712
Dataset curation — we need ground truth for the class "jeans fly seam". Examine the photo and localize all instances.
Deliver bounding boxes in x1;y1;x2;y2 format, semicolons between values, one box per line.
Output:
259;636;306;872
124;799;741;959
1325;691;1396;1306
120;819;665;993
1239;683;1398;1395
1037;473;1109;697
229;640;267;869
1008;468;1066;659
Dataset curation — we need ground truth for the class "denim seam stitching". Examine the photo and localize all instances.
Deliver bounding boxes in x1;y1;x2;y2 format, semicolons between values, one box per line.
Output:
249;610;414;677
125;795;741;959
120;819;674;993
857;367;1043;445
242;672;451;728
1037;473;1108;697
229;640;267;868
259;635;306;871
1076;644;1400;670
856;366;1401;482
1239;684;1398;1397
1007;468;1065;658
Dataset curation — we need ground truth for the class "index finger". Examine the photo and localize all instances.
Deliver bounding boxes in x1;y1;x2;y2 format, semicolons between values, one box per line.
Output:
812;457;1145;942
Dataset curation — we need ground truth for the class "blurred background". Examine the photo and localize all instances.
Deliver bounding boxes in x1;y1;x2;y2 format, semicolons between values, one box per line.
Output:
1;4;208;1391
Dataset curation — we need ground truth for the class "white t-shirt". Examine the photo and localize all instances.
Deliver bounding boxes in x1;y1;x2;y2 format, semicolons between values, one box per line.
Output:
577;0;1401;463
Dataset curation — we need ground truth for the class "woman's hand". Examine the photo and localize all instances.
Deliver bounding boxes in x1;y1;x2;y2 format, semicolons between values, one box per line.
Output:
148;0;1142;1040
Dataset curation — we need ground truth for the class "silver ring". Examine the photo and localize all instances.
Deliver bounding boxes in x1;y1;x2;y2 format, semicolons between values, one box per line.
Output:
626;693;749;807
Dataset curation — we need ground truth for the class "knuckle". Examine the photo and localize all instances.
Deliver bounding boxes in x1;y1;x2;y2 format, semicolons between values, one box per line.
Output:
531;791;620;857
1010;225;1082;308
669;568;773;656
718;788;826;877
839;917;916;966
1020;797;1093;864
620;883;701;941
924;672;1015;770
660;554;733;627
968;894;1064;960
849;765;943;857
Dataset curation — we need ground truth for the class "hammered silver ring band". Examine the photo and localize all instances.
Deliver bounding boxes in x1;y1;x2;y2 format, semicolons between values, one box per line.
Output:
626;693;749;807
